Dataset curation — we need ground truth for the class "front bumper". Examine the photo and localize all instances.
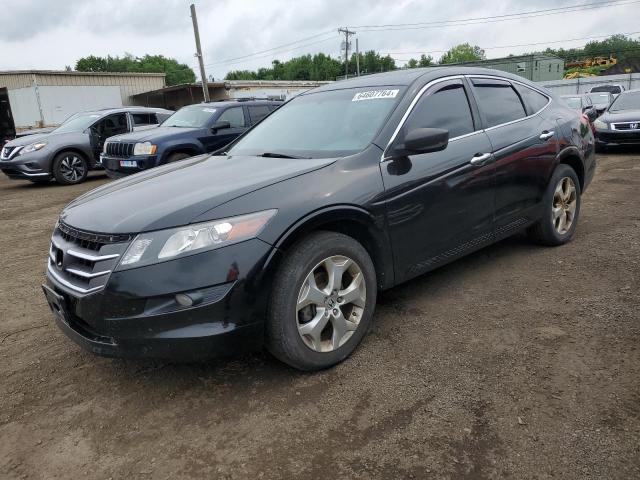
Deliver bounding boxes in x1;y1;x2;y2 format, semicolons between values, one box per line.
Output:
595;129;640;146
0;150;52;180
43;237;277;360
101;154;158;178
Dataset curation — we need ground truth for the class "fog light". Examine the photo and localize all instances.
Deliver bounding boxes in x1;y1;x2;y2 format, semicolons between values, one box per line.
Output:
175;292;203;307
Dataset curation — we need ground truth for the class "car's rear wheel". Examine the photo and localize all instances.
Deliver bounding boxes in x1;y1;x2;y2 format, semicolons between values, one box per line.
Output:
528;164;581;246
52;151;88;185
166;152;191;163
267;231;377;371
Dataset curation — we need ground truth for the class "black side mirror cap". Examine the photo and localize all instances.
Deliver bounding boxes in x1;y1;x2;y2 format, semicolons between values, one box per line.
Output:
211;120;231;133
393;128;449;157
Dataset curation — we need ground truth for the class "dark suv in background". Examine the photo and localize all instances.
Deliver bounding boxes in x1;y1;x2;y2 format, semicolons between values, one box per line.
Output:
0;107;172;184
100;99;282;178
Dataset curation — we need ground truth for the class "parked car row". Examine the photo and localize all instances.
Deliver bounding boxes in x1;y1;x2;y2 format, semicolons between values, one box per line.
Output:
0;99;282;185
0;107;173;184
100;100;281;178
41;67;597;371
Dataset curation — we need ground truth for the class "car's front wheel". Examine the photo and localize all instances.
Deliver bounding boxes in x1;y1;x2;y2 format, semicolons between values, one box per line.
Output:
52;151;88;185
267;231;377;371
528;164;581;246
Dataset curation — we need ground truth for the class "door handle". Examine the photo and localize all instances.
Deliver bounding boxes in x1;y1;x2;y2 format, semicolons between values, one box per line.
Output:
469;152;492;166
539;130;555;141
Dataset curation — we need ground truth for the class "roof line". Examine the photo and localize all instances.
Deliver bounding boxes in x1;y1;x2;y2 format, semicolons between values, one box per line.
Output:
0;70;166;77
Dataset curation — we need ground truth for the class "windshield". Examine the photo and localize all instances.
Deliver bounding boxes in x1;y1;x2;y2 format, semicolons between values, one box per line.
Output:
51;113;103;134
587;93;610;105
563;97;582;110
161;105;217;128
227;87;405;158
609;91;640;112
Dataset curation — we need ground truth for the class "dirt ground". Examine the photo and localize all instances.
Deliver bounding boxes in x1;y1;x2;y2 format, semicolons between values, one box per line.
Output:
0;152;638;480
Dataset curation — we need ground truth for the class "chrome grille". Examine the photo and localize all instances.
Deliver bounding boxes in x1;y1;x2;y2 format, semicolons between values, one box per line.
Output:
104;142;135;158
1;146;20;160
47;222;132;295
612;122;640;131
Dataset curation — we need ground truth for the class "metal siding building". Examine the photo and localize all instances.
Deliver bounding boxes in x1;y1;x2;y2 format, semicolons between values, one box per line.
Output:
0;71;165;130
449;55;565;82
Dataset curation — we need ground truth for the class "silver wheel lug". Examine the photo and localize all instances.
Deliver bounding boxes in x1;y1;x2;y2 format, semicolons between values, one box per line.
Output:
333;309;339;315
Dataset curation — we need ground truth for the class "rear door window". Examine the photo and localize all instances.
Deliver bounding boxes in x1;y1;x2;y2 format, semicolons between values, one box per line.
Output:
513;84;549;115
403;81;475;139
471;79;527;128
247;105;272;124
217;107;246;128
132;113;159;126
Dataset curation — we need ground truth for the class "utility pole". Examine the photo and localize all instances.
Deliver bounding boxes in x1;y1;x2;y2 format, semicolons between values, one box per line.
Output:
355;38;360;76
338;27;356;79
190;3;210;102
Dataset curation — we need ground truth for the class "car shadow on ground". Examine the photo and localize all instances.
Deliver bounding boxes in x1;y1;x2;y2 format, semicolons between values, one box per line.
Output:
4;171;108;190
94;231;540;389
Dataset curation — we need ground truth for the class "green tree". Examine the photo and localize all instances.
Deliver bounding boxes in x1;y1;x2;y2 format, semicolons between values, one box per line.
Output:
418;54;433;67
439;43;485;64
406;58;418;68
74;54;195;86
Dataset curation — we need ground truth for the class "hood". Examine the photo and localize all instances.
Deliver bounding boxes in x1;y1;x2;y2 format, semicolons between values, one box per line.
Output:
108;126;200;143
61;154;337;234
15;127;55;137
5;130;84;147
600;109;640;123
5;132;52;147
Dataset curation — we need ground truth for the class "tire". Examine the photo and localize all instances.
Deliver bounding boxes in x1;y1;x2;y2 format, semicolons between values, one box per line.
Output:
528;164;581;246
52;151;88;185
266;231;377;371
166;152;191;163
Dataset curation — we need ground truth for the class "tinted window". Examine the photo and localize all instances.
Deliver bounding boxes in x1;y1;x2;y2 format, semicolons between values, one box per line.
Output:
472;80;526;128
218;107;246;128
248;105;272;124
96;113;128;137
132;113;158;125
514;84;549;114
404;83;474;139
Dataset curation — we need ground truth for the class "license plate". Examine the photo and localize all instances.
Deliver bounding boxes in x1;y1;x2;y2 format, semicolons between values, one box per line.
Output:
120;160;137;168
42;284;69;325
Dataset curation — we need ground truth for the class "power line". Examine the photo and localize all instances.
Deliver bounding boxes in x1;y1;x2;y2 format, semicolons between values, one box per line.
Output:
204;30;336;67
353;0;640;32
205;0;639;72
206;35;337;68
383;31;640;57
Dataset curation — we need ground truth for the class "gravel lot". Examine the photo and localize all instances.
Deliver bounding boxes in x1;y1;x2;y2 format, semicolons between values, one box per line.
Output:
1;152;639;480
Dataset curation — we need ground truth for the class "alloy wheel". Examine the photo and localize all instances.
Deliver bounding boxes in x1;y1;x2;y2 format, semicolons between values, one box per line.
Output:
296;255;366;353
59;155;86;182
552;176;577;235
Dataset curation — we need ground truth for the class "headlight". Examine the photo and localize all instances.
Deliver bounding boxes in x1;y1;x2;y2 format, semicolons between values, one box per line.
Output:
133;142;157;155
19;142;47;155
593;119;608;130
117;209;277;270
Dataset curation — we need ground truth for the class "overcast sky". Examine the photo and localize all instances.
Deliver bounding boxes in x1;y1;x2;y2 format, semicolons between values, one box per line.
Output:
0;0;638;80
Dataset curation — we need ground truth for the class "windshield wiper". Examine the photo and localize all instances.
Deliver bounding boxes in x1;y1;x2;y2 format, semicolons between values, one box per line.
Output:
258;152;310;159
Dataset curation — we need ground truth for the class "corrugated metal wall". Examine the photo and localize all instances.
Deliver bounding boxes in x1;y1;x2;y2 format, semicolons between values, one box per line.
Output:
0;71;165;105
540;73;640;95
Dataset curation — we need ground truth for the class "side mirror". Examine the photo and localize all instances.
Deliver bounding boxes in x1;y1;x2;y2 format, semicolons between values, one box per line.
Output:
211;120;230;133
584;107;597;122
394;128;449;157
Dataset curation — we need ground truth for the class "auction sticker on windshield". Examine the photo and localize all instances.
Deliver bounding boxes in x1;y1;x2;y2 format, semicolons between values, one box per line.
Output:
352;89;399;102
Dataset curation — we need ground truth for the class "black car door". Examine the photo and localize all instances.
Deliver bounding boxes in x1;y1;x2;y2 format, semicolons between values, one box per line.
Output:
203;106;248;152
469;78;558;237
380;78;496;283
